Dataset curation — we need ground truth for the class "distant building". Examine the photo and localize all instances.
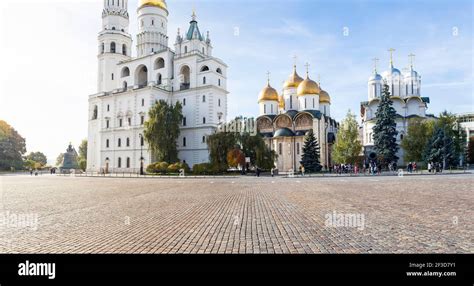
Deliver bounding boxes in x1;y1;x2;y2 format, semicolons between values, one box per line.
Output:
457;113;474;141
360;50;435;165
256;65;338;172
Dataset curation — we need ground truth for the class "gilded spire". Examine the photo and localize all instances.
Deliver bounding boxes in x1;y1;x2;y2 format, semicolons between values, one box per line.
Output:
388;48;396;68
408;53;416;69
372;57;379;74
304;62;310;78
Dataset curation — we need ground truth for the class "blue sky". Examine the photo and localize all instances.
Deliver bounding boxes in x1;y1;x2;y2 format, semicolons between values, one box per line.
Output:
0;0;472;163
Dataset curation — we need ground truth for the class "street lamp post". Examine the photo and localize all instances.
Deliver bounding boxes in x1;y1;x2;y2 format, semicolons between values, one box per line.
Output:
139;134;144;175
105;158;110;174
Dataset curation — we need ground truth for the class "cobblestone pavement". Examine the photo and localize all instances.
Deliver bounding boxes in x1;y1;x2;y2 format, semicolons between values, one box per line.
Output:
0;174;472;254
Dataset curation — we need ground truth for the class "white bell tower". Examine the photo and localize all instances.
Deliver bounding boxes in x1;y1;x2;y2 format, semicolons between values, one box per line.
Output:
97;0;132;93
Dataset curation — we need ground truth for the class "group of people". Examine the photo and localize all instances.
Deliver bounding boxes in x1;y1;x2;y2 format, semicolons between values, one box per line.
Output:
427;162;443;173
406;162;417;173
333;164;359;175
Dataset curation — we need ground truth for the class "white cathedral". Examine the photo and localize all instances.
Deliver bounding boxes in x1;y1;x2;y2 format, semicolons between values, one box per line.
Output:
360;50;435;165
87;0;228;172
256;65;339;172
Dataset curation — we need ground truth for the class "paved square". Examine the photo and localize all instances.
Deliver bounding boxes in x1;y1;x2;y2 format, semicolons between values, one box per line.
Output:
0;174;472;253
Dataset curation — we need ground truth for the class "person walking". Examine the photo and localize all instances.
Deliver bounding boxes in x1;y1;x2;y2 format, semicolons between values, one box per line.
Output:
270;168;274;177
301;165;305;177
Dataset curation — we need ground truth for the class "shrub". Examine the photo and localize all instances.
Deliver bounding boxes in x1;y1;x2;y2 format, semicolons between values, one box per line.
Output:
192;163;222;175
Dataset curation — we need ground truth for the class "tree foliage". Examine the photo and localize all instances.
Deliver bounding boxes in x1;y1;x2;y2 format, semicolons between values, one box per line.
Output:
0;120;26;170
332;110;362;165
26;152;47;166
227;148;245;168
401;118;435;163
56;153;64;167
424;127;457;168
144;100;183;163
436;111;465;166
373;84;399;167
207;117;277;172
300;129;322;172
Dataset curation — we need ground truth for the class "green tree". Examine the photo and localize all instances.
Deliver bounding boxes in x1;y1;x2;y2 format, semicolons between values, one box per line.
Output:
300;129;322;173
144;100;183;163
239;132;276;170
424;127;456;169
436;111;465;166
401;118;435;163
373;84;399;168
332;110;362;165
468;137;474;164
56;153;64;167
0;120;26;170
26;152;47;166
208;132;238;172
77;140;88;171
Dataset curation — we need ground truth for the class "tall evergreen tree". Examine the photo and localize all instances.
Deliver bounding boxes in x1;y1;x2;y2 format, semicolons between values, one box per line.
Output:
300;130;322;172
424;127;456;169
373;84;399;168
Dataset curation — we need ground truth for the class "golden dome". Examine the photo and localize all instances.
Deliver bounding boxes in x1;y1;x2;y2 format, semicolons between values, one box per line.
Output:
283;66;304;89
258;83;279;103
319;89;331;104
278;95;285;109
297;75;320;96
139;0;167;10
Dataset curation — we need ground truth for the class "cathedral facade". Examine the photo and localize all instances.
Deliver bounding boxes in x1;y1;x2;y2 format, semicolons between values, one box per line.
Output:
256;66;338;172
87;0;229;172
360;51;435;165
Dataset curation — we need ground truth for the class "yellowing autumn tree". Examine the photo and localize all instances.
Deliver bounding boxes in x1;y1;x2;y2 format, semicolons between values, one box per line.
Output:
332;110;362;165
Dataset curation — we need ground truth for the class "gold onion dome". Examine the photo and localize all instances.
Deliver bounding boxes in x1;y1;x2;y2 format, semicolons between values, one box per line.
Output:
139;0;167;10
319;89;331;104
278;95;285;109
297;74;320;96
283;66;304;89
258;82;279;103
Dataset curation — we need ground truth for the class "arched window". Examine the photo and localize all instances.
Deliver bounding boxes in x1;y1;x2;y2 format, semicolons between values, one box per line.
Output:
203;117;206;124
92;105;98;120
203;77;206;84
101;43;105;54
183;137;186;147
106;139;110;148
202;95;206;102
184;46;188;53
154;58;165;69
118;138;122;147
140;136;144;146
122;44;127;56
126;157;130;168
126;138;130;147
183;117;186;126
157;73;162;85
202;136;206;143
218;79;221;86
135;65;148;87
200;65;210;72
183;98;186;106
216;68;222;74
118;157;122;168
121;67;130;78
179;65;190;90
297;143;300;155
110;42;116;53
278;143;282;155
123;81;128;90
